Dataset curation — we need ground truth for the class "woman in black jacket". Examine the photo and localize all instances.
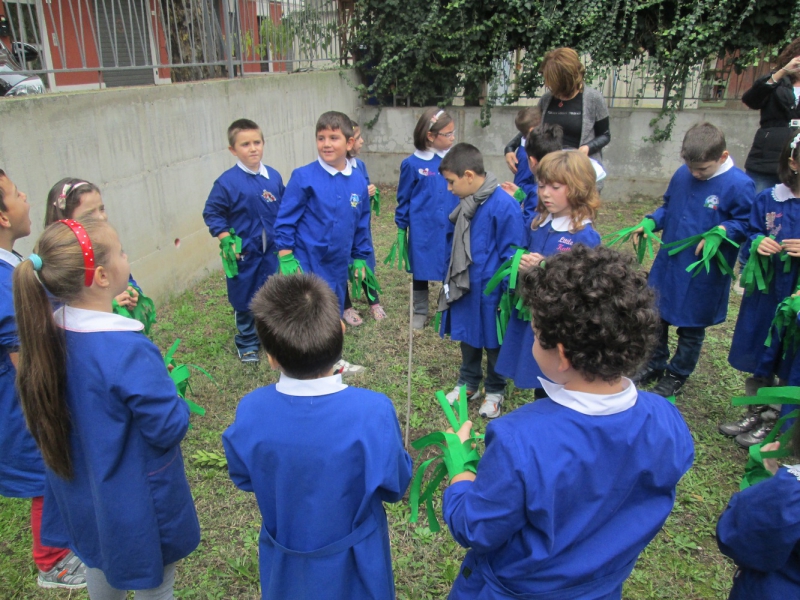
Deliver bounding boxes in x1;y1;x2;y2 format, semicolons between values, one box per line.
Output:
743;39;800;192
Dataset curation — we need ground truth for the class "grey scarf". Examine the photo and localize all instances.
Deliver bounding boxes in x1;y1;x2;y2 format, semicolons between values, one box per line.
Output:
438;172;498;311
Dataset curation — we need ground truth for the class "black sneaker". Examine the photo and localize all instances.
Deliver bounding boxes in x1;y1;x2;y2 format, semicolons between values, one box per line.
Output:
631;366;664;387
735;420;775;448
651;372;685;398
719;411;762;437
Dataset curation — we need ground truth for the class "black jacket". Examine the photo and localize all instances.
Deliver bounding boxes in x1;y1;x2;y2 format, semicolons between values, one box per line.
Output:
743;74;800;175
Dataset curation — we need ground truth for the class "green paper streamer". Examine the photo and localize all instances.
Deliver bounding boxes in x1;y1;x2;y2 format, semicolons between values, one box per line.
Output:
278;252;302;275
764;290;800;356
664;226;740;277
371;189;381;216
112;286;157;335
384;228;410;272
513;188;525;204
603;217;661;264
163;339;216;424
219;229;243;278
408;387;484;531
432;310;442;332
349;259;382;302
740;235;774;296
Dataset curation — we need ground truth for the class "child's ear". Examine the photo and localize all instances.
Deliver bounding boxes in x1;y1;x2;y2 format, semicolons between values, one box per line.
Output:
93;265;110;289
227;146;237;157
719;150;730;163
529;156;538;172
463;169;476;183
346;137;355;152
266;353;281;371
0;210;10;230
556;343;572;373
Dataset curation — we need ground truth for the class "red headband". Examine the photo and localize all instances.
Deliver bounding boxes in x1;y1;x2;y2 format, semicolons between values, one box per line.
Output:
58;219;95;287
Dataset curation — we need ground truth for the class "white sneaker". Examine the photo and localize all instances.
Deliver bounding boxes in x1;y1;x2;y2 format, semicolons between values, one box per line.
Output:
445;385;481;405
479;393;504;419
333;359;365;377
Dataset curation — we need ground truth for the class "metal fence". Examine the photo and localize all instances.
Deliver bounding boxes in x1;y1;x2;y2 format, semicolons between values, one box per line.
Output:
0;0;349;89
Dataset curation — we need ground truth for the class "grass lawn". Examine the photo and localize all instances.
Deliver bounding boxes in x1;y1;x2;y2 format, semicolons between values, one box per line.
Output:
0;191;757;599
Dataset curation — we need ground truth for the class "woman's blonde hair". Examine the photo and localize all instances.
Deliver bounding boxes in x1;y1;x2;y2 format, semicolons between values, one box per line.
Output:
541;47;585;99
14;217;115;479
531;150;599;233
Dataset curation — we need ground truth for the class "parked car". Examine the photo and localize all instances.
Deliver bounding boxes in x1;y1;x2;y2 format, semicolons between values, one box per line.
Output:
0;40;44;96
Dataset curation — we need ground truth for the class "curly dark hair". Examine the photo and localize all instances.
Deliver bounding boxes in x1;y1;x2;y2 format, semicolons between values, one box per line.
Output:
519;245;659;382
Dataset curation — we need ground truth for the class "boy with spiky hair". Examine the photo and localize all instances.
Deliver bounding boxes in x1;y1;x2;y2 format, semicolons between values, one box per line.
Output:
442;245;694;599
222;273;411;599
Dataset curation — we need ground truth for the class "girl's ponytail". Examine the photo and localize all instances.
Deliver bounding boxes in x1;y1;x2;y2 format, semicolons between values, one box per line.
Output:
13;216;113;479
13;257;70;478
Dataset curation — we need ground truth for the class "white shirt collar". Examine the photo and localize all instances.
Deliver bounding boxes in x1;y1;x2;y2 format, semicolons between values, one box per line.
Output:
275;372;348;396
540;213;592;232
413;148;449;160
54;305;144;332
772;183;798;203
348;157;358;169
709;155;734;179
317;156;353;176
538;377;637;415
236;160;270;179
0;248;21;267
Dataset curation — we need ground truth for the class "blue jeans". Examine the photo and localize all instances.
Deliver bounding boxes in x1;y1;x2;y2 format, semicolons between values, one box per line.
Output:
459;343;505;394
234;310;259;356
746;170;780;194
648;319;705;380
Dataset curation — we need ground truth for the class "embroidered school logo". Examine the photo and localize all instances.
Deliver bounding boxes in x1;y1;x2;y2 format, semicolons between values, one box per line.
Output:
558;237;574;247
418;168;437;177
262;190;276;203
788;465;800;481
703;195;720;210
350;193;361;208
766;212;782;237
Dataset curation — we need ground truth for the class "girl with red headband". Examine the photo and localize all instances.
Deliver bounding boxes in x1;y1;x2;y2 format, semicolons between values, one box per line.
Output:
393;107;460;329
12;217;199;598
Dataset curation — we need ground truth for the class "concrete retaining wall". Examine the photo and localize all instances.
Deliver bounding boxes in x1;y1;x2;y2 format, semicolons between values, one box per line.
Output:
356;105;762;201
0;71;359;302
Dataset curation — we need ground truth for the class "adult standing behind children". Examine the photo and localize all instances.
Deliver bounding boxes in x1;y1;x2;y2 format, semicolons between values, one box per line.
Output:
203;119;285;365
273;111;371;376
633;122;755;398
741;37;800;193
503;48;610;180
222;273;412;599
437;143;525;418
0;170;87;589
442;245;693;599
394;108;460;329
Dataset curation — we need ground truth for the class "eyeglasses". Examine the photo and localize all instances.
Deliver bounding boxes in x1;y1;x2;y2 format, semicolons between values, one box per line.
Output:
437;131;456;139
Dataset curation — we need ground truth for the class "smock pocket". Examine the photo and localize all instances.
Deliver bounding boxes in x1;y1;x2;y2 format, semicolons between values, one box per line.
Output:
145;447;200;564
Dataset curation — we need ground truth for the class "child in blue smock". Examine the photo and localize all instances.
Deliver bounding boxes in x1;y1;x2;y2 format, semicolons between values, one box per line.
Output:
395;107;460;329
496;151;601;399
717;437;800;600
0;170;86;589
342;120;386;325
203;118;285;364
635;122;754;398
222;273;412;600
443;245;694;599
723;130;800;446
13;217;200;598
499;107;541;223
274;111;371;376
437;143;525;418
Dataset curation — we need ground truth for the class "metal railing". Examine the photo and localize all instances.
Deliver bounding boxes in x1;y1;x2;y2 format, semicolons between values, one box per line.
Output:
0;0;348;89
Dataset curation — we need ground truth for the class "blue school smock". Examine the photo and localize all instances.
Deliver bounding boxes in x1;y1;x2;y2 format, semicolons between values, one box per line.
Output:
729;184;800;377
717;466;800;600
350;157;377;272
222;375;413;600
648;160;754;327
444;382;694;600
40;307;200;590
495;215;601;389
274;158;372;313
395;150;460;281
514;144;540;238
0;250;45;498
202;162;285;312
440;187;526;349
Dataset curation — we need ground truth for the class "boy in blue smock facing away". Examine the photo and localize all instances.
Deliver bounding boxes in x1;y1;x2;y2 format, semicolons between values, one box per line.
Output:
203;119;285;364
437;143;525;418
222;273;412;600
634;122;754;397
443;245;694;600
274;111;372;376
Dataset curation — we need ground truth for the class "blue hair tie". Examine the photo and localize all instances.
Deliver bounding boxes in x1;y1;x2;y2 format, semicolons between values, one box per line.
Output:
28;253;42;271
